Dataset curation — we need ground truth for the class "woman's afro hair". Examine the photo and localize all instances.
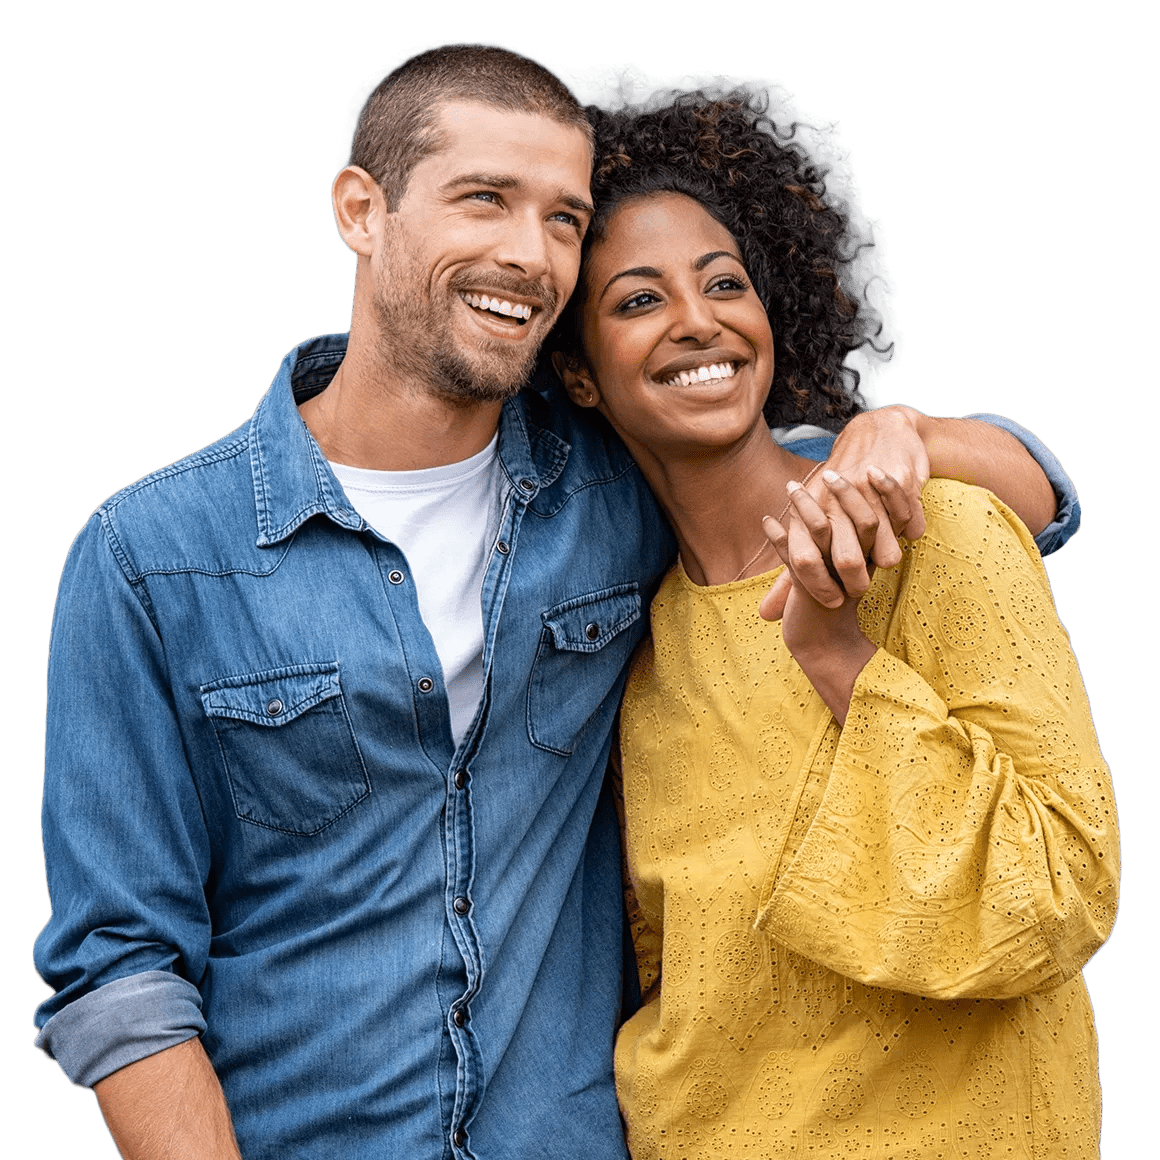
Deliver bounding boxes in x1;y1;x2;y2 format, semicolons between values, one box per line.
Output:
552;89;889;430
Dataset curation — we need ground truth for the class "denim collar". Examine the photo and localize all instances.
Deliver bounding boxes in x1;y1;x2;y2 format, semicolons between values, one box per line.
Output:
249;334;570;547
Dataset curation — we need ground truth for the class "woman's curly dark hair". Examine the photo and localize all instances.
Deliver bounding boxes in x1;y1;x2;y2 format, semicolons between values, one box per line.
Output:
551;88;889;430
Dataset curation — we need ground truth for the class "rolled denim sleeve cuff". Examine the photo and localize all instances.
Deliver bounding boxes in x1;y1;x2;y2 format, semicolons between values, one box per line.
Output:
35;970;206;1087
968;412;1081;555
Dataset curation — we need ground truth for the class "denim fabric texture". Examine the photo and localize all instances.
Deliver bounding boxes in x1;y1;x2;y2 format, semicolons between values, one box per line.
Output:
965;411;1080;555
35;335;1078;1158
36;335;674;1160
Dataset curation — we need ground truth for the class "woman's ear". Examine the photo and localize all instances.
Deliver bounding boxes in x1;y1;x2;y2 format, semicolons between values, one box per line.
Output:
551;351;602;408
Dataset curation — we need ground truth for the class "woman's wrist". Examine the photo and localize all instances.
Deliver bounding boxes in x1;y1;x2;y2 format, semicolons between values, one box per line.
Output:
785;628;877;726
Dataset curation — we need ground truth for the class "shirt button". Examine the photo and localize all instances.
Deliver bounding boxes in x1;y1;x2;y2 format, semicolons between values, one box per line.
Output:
453;1128;467;1148
453;896;470;915
453;1007;468;1027
265;698;284;717
454;769;468;790
387;569;404;585
496;540;510;555
518;478;535;492
585;622;600;641
417;677;434;693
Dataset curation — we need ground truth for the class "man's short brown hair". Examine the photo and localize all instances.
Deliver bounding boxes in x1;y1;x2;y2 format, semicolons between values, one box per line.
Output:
350;45;593;208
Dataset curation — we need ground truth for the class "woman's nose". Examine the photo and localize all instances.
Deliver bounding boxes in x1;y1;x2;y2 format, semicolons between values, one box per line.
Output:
669;293;720;343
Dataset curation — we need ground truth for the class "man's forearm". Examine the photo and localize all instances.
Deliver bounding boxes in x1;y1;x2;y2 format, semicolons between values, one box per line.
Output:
906;409;1057;536
94;1037;242;1160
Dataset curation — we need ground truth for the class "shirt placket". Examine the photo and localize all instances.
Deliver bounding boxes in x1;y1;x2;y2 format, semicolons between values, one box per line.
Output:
440;467;538;1159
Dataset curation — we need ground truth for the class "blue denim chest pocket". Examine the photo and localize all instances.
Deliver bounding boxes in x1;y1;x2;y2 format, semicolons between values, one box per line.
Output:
200;662;371;836
527;584;641;756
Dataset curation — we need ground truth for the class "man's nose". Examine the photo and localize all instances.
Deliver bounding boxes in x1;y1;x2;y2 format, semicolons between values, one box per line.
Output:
494;212;551;281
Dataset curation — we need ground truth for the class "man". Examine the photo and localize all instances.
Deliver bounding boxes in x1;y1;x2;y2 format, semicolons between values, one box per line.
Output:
35;46;1075;1159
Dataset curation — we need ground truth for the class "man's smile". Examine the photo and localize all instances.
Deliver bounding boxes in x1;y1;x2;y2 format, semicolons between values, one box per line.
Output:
458;292;534;324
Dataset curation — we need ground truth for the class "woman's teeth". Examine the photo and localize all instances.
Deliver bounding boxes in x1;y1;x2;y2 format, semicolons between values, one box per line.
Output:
663;362;737;387
460;292;533;322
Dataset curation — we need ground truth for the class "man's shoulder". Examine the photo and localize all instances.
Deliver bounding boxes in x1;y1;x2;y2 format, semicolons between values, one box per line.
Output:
91;419;261;581
514;368;642;488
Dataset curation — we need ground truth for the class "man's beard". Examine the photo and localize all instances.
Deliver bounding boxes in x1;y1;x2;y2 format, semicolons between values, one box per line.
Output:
374;262;558;405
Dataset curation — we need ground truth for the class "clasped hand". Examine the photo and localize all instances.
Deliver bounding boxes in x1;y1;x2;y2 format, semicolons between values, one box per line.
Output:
758;407;931;630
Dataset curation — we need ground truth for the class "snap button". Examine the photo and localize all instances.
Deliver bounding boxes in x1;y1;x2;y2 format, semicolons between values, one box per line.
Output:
453;896;471;915
518;478;535;492
496;540;510;555
265;698;284;717
453;1128;467;1148
454;769;468;790
585;622;600;641
453;1007;468;1027
388;569;404;585
417;677;434;693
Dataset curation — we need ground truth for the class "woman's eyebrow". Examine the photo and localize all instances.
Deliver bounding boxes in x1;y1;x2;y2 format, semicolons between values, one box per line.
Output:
600;266;663;300
600;250;745;299
694;250;742;270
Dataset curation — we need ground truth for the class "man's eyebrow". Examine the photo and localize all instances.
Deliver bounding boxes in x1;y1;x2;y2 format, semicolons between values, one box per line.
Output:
599;251;743;301
441;173;595;218
442;172;521;192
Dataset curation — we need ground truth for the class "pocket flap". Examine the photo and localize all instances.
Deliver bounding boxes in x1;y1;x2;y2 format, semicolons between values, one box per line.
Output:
541;585;641;653
200;662;343;727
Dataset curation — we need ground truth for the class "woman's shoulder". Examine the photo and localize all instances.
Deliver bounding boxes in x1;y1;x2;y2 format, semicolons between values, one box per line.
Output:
914;477;1042;564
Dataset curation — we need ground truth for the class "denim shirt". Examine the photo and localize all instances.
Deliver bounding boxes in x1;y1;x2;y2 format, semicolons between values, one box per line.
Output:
35;335;1079;1158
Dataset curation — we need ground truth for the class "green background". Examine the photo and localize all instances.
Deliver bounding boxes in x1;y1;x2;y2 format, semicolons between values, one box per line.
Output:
6;4;1150;1155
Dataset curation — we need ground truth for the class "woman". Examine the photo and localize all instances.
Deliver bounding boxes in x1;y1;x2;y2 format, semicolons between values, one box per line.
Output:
551;93;1116;1158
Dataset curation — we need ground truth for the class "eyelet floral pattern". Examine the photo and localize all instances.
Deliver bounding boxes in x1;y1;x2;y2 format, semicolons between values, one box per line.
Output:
614;480;1116;1158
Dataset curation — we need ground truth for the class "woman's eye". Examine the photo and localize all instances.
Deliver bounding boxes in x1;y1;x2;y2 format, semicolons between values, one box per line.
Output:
710;275;749;293
616;291;660;312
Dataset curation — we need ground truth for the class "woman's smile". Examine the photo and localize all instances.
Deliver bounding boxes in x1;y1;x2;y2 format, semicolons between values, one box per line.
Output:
569;192;775;455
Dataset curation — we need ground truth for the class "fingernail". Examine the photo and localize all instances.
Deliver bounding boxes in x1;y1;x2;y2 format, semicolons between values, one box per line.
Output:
786;480;801;493
822;470;840;484
867;466;885;481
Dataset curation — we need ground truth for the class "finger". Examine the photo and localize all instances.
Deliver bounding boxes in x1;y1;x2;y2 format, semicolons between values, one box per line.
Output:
869;464;925;542
784;480;833;554
818;470;885;586
767;511;845;609
821;470;879;556
758;569;791;621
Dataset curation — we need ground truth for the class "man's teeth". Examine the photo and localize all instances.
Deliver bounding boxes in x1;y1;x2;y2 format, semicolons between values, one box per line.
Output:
460;293;533;321
663;362;737;387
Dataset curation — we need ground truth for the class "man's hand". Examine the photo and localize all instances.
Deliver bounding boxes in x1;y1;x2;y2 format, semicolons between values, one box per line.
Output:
759;465;915;621
761;407;929;616
759;475;878;723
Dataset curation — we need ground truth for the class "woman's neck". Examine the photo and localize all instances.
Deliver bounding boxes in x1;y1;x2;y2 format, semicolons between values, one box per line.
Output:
626;425;818;586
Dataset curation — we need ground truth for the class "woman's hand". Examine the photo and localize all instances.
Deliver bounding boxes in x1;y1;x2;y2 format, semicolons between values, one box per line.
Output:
760;472;879;724
759;466;915;620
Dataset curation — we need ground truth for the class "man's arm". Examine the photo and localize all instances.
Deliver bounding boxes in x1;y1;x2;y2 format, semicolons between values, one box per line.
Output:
769;406;1069;611
889;406;1057;534
95;1039;242;1160
36;517;223;1148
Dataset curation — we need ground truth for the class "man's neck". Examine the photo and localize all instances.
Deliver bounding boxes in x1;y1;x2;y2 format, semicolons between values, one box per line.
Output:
298;335;503;471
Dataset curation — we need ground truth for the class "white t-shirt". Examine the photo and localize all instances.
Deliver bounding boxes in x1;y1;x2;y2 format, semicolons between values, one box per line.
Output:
329;436;502;748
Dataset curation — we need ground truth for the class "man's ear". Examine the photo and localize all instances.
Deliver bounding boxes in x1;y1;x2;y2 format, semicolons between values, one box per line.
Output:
551;351;602;408
332;166;384;257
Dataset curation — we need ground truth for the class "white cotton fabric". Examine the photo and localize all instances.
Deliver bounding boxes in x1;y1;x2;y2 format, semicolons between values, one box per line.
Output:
330;436;502;747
